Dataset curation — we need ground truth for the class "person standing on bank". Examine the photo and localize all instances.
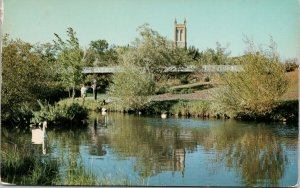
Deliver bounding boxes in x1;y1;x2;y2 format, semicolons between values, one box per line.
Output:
92;79;97;100
80;83;87;102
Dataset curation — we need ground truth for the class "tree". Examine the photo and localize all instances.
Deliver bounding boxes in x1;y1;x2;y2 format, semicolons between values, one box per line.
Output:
53;28;85;98
84;39;118;67
121;24;185;81
108;62;155;111
213;39;288;119
1;36;58;123
197;43;231;66
108;24;193;110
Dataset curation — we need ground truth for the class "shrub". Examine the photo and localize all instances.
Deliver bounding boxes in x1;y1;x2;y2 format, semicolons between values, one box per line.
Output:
155;86;170;95
170;100;211;116
31;100;88;127
144;100;178;114
214;41;288;119
108;62;155;111
1;103;33;129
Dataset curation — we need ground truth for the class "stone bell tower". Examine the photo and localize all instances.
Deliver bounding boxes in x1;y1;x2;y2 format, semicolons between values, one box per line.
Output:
174;18;187;48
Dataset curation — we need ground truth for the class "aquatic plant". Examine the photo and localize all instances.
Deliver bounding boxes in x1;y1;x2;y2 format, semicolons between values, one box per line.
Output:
170;100;212;117
1;142;59;185
57;154;97;185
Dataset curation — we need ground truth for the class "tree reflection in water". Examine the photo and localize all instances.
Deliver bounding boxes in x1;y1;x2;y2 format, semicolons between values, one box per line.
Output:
107;115;197;178
47;113;297;186
105;116;296;186
200;122;290;186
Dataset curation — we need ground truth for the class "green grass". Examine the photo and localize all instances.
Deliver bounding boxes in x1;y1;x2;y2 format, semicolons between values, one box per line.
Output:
1;142;59;185
57;98;103;111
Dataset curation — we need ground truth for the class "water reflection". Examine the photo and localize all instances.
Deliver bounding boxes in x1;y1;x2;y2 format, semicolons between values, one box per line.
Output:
201;123;288;186
44;113;298;186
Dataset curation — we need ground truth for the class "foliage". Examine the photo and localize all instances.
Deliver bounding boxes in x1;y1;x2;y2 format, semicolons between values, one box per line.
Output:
57;154;97;185
1;142;59;185
169;100;212;116
84;74;112;93
84;39;118;66
108;61;156;111
2;103;33;128
53;27;85;98
31;100;88;126
117;24;186;82
58;98;103;111
1;36;61;124
196;42;231;66
270;100;298;123
284;58;298;72
214;39;288;119
144;100;178;114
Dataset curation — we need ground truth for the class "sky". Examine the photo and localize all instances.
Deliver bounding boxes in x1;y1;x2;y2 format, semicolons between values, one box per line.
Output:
3;0;300;59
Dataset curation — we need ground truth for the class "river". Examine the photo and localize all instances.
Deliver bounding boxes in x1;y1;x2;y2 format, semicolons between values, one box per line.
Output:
2;112;298;186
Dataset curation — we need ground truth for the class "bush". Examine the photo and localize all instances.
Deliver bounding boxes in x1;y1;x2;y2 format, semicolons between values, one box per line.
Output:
170;100;211;116
214;42;288;119
31;100;88;127
155;86;170;95
1;103;33;129
144;100;178;114
108;62;155;111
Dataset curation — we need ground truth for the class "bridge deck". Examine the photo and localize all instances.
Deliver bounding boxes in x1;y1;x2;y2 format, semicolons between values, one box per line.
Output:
82;65;243;74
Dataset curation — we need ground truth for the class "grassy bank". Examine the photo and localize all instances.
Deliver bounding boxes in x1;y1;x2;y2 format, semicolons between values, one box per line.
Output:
57;97;298;123
57;69;298;122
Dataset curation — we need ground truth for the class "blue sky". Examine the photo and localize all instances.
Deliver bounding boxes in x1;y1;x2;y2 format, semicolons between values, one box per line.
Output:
3;0;299;59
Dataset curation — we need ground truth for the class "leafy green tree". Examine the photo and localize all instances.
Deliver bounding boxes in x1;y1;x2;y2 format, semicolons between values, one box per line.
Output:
213;40;288;118
119;24;185;81
186;46;201;62
33;42;57;64
109;24;193;110
53;28;85;98
84;39;118;67
108;62;155;111
197;43;230;65
1;36;57;123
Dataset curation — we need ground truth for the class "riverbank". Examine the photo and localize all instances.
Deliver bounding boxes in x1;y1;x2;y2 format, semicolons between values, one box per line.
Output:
57;97;298;123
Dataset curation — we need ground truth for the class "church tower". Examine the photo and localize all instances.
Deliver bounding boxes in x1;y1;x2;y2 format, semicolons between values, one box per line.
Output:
174;18;187;48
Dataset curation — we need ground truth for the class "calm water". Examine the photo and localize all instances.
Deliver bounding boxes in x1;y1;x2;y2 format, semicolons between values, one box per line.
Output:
3;112;299;186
